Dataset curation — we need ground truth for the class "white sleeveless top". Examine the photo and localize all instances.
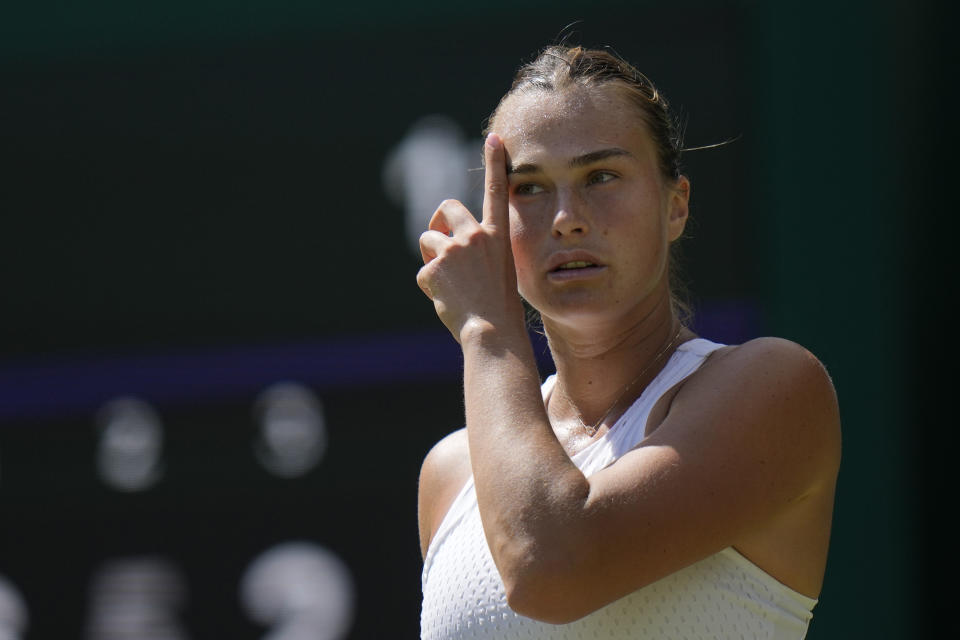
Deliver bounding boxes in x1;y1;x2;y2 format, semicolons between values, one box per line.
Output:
421;338;817;640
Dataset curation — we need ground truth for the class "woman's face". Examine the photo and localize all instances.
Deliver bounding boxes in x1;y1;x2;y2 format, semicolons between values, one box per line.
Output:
491;84;690;333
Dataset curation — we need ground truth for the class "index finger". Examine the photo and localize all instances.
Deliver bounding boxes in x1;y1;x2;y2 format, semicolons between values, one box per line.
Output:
481;132;509;230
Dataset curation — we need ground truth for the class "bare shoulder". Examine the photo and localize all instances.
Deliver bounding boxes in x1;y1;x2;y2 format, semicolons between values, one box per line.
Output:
420;428;472;487
705;337;839;424
417;428;472;559
671;336;842;488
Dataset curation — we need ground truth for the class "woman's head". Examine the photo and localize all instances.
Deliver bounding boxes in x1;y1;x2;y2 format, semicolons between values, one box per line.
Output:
486;45;691;327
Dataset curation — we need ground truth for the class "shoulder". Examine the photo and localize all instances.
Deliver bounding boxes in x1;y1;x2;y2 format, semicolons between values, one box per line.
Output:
417;428;472;558
702;336;839;413
667;336;841;489
420;428;471;484
684;336;836;398
704;334;831;373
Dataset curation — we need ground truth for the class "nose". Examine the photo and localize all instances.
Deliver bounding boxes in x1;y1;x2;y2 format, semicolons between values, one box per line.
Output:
551;189;589;238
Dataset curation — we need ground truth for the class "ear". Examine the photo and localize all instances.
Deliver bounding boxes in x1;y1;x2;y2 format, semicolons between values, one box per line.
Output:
666;175;690;242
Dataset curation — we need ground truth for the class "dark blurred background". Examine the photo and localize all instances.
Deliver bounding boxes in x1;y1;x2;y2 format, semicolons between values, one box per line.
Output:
0;0;948;637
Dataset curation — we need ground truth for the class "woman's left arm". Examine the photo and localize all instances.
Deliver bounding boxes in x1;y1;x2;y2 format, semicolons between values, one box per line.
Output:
469;336;840;623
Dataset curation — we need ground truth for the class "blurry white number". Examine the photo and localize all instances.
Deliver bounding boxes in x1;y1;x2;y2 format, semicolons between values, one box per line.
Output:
240;541;354;640
85;557;188;640
0;574;28;640
95;397;165;492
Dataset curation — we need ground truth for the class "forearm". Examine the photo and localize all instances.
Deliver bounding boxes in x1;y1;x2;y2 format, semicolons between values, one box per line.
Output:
460;320;590;584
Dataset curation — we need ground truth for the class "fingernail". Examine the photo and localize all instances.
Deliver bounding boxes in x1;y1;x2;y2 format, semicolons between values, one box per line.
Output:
485;132;501;149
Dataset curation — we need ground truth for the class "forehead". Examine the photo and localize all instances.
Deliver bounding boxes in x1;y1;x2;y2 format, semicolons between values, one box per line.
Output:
492;84;654;164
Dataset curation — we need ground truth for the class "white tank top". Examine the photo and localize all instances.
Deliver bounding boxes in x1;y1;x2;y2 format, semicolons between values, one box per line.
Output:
421;338;817;640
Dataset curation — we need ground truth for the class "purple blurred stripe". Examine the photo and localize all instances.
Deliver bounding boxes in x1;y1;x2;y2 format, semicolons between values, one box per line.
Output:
0;302;757;423
0;331;466;423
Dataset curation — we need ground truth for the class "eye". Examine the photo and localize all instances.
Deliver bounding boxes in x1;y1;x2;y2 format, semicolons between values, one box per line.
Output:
587;171;617;185
513;182;545;196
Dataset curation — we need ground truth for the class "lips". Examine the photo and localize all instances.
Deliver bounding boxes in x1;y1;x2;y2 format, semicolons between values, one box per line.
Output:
546;252;606;281
553;260;597;271
547;251;604;273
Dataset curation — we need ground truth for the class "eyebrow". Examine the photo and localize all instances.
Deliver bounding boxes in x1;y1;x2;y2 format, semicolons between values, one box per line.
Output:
507;147;633;175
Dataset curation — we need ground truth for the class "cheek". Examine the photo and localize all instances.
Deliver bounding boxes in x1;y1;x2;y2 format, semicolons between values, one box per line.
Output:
624;217;671;284
508;208;536;256
508;214;537;294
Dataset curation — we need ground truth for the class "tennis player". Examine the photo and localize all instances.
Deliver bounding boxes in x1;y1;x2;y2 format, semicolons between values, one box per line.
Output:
416;45;840;640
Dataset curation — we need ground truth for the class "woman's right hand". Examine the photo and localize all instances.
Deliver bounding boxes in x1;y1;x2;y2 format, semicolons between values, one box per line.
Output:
416;133;526;343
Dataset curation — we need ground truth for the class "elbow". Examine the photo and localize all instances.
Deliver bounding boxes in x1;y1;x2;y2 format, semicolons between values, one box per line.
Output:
499;551;594;624
494;472;596;623
504;574;591;624
504;586;576;624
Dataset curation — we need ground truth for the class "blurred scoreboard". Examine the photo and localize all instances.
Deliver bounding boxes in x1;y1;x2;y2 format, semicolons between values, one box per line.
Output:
0;333;468;638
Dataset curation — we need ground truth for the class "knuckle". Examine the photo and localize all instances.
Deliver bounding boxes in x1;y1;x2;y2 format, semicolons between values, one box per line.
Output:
462;227;489;247
418;231;437;258
431;199;475;232
416;265;434;289
486;179;507;196
428;208;445;229
433;199;463;221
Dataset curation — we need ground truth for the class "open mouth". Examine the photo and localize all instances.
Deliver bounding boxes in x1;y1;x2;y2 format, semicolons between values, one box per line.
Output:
548;260;606;280
552;260;597;272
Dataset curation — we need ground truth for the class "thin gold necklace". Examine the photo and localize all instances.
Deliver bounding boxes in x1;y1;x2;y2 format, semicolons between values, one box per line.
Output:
554;325;685;437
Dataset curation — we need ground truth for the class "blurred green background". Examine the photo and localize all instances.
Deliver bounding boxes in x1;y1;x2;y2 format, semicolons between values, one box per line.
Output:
1;0;945;637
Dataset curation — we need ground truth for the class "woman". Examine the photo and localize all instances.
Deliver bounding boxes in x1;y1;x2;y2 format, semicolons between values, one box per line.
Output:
415;45;840;639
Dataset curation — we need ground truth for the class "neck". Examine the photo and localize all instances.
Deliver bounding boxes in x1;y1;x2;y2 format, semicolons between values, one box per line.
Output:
544;294;689;429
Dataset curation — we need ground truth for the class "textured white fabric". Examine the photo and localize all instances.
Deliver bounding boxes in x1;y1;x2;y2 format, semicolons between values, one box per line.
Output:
421;338;818;640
